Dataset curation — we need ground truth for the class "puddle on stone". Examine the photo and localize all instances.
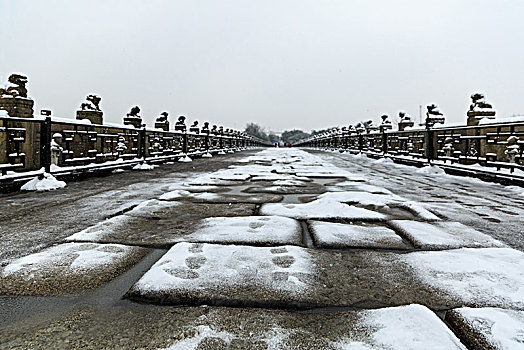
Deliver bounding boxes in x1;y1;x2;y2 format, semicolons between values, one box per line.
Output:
0;249;167;327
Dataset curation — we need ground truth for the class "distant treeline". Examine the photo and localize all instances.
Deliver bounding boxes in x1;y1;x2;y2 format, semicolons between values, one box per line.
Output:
244;123;330;144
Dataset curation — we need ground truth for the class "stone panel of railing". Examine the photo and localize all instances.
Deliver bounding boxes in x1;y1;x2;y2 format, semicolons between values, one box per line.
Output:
0;115;265;177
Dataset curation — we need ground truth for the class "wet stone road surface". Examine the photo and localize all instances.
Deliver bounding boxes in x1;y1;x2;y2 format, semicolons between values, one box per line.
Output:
1;148;523;349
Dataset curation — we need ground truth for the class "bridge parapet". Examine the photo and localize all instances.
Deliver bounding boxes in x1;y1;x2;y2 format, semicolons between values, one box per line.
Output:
0;74;268;178
0;115;266;176
296;101;524;174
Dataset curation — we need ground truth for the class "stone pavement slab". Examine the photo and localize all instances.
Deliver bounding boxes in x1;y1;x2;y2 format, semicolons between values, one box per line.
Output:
0;304;465;350
309;221;409;249
125;201;256;220
184;216;302;246
126;243;312;307
260;198;386;220
165;304;465;350
243;182;327;195
326;181;394;194
66;215;199;247
390;220;506;249
0;243;149;296
403;248;524;310
446;307;524;350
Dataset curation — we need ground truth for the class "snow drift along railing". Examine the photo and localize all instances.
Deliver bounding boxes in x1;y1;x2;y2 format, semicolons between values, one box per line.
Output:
0;115;267;176
296;121;524;174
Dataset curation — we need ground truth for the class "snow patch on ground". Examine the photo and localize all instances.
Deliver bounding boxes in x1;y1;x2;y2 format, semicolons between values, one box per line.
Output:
166;183;219;192
178;155;193;163
403;248;524;309
328;182;393;194
133;243;312;294
20;173;66;191
164;304;465;349
164;324;299;350
133;163;156;170
402;201;441;221
310;221;406;249
416;165;447;176
374;157;395;165
164;325;234;350
126;199;182;217
390;220;506;249
66;215;131;242
273;179;308;186
453;307;524;349
186;216;302;245
260;198;385;220
506;185;524;197
2;242;134;275
158;190;219;201
318;191;404;207
334;304;466;349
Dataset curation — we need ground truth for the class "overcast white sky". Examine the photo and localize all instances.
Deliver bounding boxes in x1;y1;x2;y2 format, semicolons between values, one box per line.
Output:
1;0;523;132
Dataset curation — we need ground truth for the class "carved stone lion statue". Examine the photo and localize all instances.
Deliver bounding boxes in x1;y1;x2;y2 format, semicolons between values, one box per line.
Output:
469;93;493;110
426;104;443;116
175;115;187;131
156;111;169;123
398;111;412;122
127;106;141;118
0;74;28;98
80;94;101;111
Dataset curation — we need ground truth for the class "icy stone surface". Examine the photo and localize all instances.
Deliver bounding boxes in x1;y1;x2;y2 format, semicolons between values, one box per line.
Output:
309;221;408;249
162;304;465;350
260;198;385;220
66;214;133;242
403;248;524;309
333;304;466;350
318;191;404;206
0;304;466;349
327;182;393;194
158;190;219;201
390;220;506;249
447;307;524;350
127;243;312;306
0;242;148;295
185;216;302;245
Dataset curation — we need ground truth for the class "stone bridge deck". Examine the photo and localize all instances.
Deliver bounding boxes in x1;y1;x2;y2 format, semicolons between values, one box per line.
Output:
1;149;523;349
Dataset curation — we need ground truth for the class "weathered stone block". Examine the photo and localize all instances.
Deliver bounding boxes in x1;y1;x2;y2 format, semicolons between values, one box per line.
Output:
76;110;103;124
123;117;143;128
0;97;34;118
154;121;169;131
467;110;496;126
398;120;414;131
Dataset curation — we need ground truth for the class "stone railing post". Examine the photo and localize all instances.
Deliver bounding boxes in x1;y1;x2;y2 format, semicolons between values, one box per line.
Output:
426;129;434;163
382;132;388;154
40;116;52;173
139;126;147;160
182;129;189;154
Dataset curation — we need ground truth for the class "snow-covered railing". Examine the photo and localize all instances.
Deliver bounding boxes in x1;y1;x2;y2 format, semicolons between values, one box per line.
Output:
296;121;524;174
0;115;267;176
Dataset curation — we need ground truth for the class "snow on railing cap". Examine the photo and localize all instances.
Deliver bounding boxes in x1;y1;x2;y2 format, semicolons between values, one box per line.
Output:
479;115;524;125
